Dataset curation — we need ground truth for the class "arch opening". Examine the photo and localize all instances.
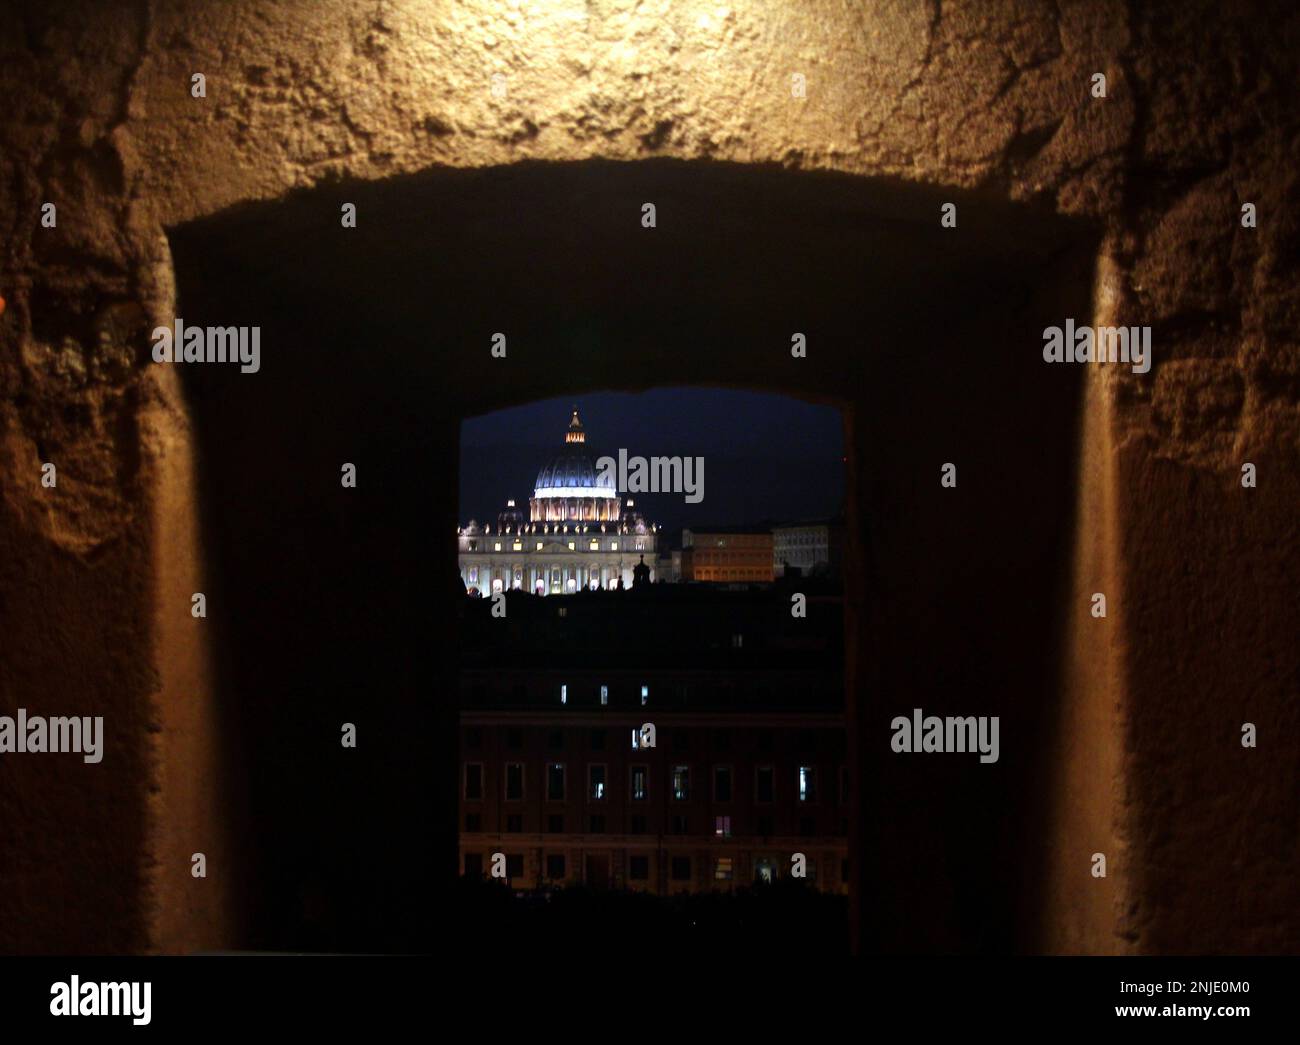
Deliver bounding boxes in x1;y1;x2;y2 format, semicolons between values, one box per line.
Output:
166;158;1099;952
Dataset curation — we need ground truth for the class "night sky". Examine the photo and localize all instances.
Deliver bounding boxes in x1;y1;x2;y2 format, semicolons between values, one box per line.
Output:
459;388;845;538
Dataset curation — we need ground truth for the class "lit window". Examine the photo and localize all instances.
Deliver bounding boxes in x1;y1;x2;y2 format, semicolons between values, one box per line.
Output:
469;567;478;583
494;542;502;551
589;539;599;550
558;607;567;618
589;765;606;800
560;684;567;705
714;857;733;881
535;541;543;551
672;765;690;801
799;766;817;802
600;685;608;706
567;541;575;551
630;728;640;749
631;765;648;801
611;541;618;550
512;540;522;551
732;634;743;648
714;816;732;839
640;685;649;705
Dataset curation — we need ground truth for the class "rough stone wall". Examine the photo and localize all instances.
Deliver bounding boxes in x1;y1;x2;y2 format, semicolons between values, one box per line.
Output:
0;0;1295;952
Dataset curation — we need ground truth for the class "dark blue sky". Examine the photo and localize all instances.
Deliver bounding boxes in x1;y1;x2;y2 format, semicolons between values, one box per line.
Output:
460;388;845;536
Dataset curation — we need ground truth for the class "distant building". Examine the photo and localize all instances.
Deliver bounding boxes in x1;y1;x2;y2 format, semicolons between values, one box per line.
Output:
460;710;848;895
655;546;682;584
458;408;658;595
681;527;774;584
458;586;847;895
772;519;844;579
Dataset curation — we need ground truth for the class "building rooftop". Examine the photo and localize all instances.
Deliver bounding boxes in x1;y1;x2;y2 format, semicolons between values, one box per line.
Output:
459;583;843;678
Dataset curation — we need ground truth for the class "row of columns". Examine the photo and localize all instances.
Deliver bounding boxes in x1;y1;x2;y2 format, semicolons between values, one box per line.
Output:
528;496;620;522
463;562;655;595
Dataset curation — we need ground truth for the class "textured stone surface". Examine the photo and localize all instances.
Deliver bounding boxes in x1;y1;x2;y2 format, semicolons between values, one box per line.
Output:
0;0;1296;953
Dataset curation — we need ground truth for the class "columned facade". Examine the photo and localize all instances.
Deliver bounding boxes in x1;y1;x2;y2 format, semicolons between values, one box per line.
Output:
459;409;658;595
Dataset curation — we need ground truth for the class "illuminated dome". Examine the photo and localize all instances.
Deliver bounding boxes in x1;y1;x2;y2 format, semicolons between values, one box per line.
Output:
530;408;621;523
534;453;609;493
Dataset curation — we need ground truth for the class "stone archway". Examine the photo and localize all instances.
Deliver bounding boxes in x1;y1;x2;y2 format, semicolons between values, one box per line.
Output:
3;1;1295;958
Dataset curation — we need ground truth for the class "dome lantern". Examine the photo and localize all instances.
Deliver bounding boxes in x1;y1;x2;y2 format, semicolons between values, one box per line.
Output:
564;407;585;444
530;406;620;523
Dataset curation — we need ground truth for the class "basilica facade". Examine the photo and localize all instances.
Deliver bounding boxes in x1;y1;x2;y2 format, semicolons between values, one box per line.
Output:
459;409;657;596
